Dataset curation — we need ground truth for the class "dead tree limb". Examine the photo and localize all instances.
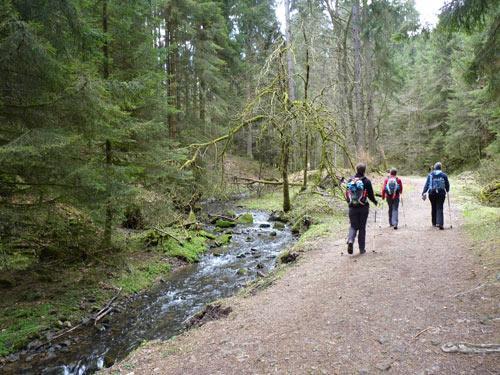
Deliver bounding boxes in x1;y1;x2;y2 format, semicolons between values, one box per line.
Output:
233;176;302;186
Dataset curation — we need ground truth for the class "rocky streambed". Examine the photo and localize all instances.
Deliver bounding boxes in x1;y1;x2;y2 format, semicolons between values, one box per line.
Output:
1;210;293;375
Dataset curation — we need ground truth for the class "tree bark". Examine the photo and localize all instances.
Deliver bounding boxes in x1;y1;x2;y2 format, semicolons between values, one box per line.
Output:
102;0;112;248
165;10;177;138
352;0;365;156
282;138;291;212
102;0;109;79
284;0;295;101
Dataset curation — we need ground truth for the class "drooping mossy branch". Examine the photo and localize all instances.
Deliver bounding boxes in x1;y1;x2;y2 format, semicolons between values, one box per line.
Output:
180;114;267;170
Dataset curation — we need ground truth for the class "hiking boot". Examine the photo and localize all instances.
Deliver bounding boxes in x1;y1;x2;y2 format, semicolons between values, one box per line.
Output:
347;242;353;254
360;249;366;255
394;225;398;230
439;225;444;230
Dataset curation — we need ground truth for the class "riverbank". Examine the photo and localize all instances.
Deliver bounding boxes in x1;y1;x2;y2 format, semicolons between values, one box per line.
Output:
105;176;499;374
1;179;346;373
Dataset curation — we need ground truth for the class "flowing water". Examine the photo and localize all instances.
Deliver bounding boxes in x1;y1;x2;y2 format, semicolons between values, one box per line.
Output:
4;210;293;374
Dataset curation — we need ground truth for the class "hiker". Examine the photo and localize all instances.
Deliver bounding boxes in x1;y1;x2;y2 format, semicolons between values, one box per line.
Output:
345;163;378;254
422;162;450;230
381;168;403;230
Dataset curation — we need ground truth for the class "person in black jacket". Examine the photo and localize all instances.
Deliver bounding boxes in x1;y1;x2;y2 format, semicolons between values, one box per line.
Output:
422;162;450;229
345;163;378;254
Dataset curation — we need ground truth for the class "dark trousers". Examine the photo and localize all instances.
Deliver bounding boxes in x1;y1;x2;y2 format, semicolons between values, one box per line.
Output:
387;197;399;227
347;205;369;251
429;192;446;226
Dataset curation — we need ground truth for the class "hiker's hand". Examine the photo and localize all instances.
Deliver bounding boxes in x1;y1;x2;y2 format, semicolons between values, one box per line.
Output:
421;194;427;201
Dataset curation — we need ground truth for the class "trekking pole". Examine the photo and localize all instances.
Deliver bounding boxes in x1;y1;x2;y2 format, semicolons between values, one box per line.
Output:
401;196;407;228
447;193;453;229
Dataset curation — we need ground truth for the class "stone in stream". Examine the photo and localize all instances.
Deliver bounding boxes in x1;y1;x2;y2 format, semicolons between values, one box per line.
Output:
236;253;246;258
273;222;286;230
236;213;254;224
269;231;277;237
256;263;264;269
236;268;248;276
215;219;236;228
259;223;271;228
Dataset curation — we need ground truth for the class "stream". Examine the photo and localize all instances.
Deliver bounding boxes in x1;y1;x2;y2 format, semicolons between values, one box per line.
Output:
4;210;293;375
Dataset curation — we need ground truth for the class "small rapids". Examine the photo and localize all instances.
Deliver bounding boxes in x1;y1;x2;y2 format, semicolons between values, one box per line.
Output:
5;210;293;375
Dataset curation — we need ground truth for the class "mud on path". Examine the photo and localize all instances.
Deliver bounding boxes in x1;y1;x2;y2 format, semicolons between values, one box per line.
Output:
107;178;499;374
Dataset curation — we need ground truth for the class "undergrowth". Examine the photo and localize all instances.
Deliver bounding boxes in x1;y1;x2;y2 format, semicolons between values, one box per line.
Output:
453;174;500;273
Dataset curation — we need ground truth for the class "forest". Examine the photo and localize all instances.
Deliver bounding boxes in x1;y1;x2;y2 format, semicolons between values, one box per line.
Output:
0;0;498;372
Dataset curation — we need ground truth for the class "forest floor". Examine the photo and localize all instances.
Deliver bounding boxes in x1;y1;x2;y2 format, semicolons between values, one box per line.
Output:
106;177;499;374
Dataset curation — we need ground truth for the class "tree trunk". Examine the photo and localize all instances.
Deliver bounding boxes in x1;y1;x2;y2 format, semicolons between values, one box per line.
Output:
282;138;291;212
102;0;112;248
284;0;295;101
165;12;177;138
301;23;310;191
102;0;109;79
103;139;112;248
246;123;253;159
352;0;365;156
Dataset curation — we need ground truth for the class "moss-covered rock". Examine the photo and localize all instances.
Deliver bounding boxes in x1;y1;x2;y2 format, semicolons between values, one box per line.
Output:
162;235;207;263
215;219;236;228
236;268;248;276
291;215;313;234
273;222;286;230
279;251;299;264
216;233;232;245
236;213;254;224
199;230;217;240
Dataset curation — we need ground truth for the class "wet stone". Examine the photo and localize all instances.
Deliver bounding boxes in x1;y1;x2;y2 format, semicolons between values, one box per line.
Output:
269;231;277;237
259;223;271;228
6;353;19;362
236;254;246;258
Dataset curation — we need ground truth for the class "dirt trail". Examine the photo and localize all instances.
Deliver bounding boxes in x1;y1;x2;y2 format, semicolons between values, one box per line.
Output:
107;178;499;374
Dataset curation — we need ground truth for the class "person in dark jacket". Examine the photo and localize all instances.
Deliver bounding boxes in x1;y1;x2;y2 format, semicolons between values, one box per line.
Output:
381;168;403;229
422;162;450;230
345;163;378;254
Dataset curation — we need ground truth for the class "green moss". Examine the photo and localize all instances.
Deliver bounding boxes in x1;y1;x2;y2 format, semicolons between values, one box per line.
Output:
216;233;232;245
296;216;344;248
0;303;53;356
236;213;254;224
163;235;207;262
273;222;286;230
198;230;216;240
240;189;300;211
215;219;236;228
114;262;171;294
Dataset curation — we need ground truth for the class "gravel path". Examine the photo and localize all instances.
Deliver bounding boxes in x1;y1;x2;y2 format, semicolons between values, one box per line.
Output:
107;178;499;374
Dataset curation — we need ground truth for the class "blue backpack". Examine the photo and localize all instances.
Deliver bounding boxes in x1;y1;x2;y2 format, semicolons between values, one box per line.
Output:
429;171;445;193
385;177;400;197
346;177;367;206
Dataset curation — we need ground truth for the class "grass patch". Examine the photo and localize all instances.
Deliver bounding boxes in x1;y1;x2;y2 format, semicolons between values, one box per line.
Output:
296;216;344;248
162;234;207;263
453;175;500;271
113;261;171;294
0;303;54;356
240;188;301;211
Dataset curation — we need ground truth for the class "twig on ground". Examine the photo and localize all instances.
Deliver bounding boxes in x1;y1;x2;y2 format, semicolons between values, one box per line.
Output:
414;326;433;339
452;283;487;298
